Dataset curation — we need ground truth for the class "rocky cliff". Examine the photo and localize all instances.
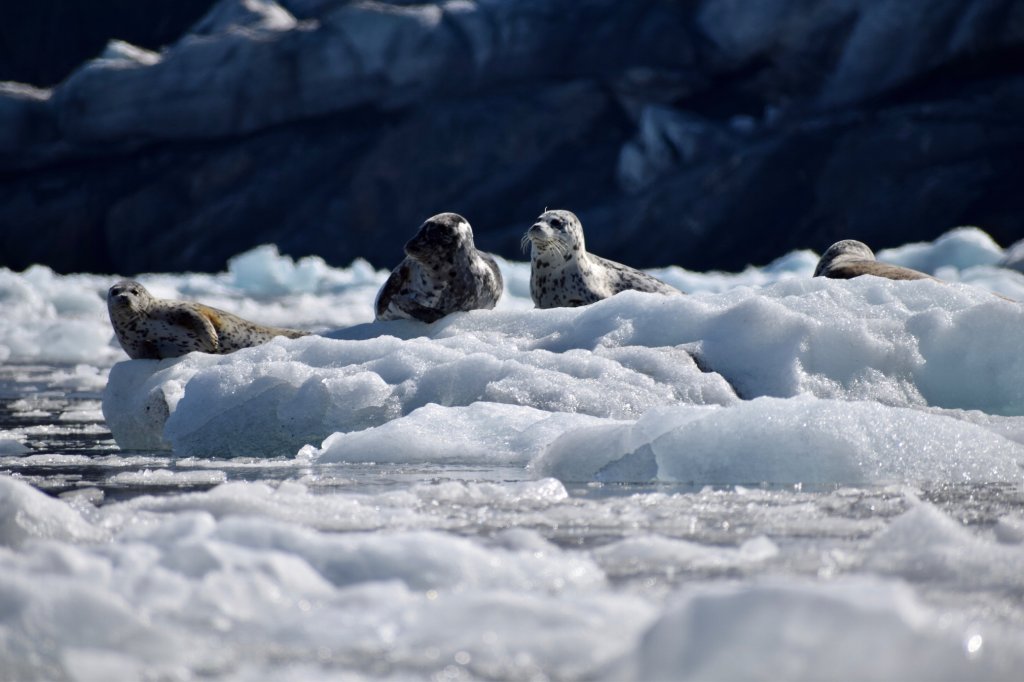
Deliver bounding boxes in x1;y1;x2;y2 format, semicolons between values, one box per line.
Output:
2;0;1022;274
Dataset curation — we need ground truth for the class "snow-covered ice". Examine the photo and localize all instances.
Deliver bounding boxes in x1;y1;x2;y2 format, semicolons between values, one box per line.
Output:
3;226;1024;679
534;396;1024;485
99;242;1024;474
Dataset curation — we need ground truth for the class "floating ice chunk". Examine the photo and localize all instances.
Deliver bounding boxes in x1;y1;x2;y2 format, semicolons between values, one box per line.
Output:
650;248;818;296
0;570;191;681
0;266;122;364
62;650;150;682
105;480;413;532
0;476;106;546
949;265;1024;301
227;244;331;296
533;396;1024;485
102;358;185;451
593;535;778;578
386;588;654;679
909;298;1024;415
910;406;1024;447
993;514;1024;545
313;402;616;465
626;577;1021;681
211;518;606;592
495;257;535;304
101;478;575;537
101;486;605;590
1000;238;1024;273
878;226;1004;273
106;468;228;487
411;478;570;507
762;248;820;275
103;272;1024;457
864;502;1024;590
104;314;733;456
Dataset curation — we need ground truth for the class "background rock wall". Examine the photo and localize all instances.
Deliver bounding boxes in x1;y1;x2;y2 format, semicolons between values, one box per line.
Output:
1;0;1022;275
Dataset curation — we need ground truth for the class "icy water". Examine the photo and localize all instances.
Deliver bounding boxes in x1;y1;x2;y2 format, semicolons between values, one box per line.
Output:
4;232;1024;680
4;362;1021;516
4;364;1024;680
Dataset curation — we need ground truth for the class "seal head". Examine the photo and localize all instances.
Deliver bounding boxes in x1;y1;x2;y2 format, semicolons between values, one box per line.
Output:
374;212;503;323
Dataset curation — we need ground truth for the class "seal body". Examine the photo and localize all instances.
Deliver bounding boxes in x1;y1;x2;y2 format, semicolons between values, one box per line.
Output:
107;280;308;360
813;240;933;280
814;239;1018;303
375;212;503;323
523;209;681;308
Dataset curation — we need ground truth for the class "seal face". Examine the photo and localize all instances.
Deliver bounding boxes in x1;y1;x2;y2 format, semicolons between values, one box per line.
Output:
107;280;308;360
374;212;503;323
522;209;682;308
813;240;932;280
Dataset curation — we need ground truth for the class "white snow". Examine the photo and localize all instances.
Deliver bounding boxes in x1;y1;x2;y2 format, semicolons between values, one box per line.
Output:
3;226;1024;679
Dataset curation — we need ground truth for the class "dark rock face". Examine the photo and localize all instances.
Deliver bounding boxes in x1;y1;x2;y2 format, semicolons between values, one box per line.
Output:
0;0;215;87
1;0;1023;275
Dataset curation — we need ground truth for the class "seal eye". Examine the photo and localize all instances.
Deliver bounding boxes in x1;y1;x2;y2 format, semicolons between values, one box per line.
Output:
550;218;563;230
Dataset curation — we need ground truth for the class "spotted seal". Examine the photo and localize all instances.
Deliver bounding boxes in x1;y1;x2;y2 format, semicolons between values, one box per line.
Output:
374;212;503;323
813;240;934;281
814;239;1020;303
107;280;308;360
522;209;682;308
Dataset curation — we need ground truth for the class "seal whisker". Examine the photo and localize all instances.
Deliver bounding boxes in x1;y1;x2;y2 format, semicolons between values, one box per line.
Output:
527;236;569;258
520;233;534;254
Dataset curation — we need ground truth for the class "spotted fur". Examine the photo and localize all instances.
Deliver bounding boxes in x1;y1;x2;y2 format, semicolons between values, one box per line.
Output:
813;240;933;280
375;212;503;323
107;280;308;360
522;209;681;309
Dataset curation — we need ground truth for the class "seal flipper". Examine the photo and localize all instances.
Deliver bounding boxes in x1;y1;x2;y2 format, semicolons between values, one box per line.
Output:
375;266;408;321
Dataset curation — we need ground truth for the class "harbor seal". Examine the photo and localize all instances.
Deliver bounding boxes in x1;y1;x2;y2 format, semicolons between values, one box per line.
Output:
375;212;503;323
814;239;1017;302
107;280;308;360
522;209;682;308
813;240;934;281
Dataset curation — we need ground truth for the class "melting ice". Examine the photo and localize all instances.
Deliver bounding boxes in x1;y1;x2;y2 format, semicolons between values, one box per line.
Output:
2;228;1024;680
